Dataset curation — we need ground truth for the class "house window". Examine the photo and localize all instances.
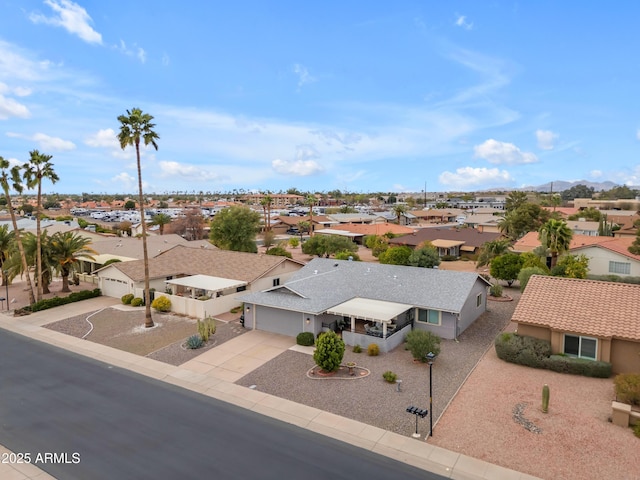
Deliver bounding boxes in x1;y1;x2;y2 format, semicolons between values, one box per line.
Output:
417;308;441;326
273;278;280;287
476;293;482;308
609;261;630;275
563;334;597;360
236;285;247;292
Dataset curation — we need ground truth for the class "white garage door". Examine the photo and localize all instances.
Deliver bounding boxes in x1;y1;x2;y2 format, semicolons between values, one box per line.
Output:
101;277;131;299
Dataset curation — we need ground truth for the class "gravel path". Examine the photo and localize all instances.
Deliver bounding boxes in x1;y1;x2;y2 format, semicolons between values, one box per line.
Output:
237;290;520;437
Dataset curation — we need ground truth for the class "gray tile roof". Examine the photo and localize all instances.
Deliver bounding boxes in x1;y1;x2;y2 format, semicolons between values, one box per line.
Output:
240;258;487;315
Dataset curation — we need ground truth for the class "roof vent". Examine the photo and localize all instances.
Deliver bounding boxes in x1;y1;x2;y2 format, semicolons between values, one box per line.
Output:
334;263;339;267
314;270;318;275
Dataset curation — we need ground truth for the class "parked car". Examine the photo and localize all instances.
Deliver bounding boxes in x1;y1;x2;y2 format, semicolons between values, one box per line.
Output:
286;227;300;235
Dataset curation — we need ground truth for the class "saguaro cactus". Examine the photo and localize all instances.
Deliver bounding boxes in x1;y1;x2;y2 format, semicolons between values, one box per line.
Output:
542;384;550;413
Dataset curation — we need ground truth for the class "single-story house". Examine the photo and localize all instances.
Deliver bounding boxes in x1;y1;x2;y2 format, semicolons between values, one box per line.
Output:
96;244;305;317
314;223;416;244
389;228;502;257
512;275;640;374
239;258;491;351
512;233;640;277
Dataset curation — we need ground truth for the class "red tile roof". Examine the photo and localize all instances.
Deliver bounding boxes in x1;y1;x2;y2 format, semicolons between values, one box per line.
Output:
512;276;640;341
325;223;415;236
513;232;616;252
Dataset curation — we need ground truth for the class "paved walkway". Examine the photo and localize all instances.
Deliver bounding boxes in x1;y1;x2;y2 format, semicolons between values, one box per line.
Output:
0;298;541;480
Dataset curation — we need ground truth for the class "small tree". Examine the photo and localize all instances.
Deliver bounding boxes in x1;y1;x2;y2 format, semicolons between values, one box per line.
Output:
408;245;440;268
405;330;441;362
313;331;345;372
490;253;523;287
378;245;412;265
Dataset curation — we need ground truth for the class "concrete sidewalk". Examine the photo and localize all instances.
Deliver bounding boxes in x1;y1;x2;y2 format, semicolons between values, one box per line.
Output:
0;298;541;480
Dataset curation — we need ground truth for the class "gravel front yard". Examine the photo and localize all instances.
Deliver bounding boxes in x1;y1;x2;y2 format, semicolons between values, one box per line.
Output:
237;290;521;436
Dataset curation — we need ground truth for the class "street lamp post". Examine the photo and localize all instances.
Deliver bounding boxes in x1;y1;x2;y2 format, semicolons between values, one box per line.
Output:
426;351;437;437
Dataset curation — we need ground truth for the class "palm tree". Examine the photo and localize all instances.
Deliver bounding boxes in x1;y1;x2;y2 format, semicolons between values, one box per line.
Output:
538;218;573;268
20;231;55;294
393;204;407;225
305;194;315;236
117;108;159;328
0;158;35;304
0;224;15;286
476;239;512;268
151;213;171;235
260;194;273;232
49;231;97;292
23;150;59;301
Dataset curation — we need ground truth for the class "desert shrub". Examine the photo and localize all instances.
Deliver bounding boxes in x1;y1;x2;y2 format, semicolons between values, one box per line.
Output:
151;296;171;312
296;332;315;347
265;246;293;258
495;333;611;378
614;374;640;406
288;237;300;248
121;293;134;305
382;371;397;383
405;330;441;362
489;283;503;297
186;334;203;349
197;295;211;301
518;268;548;292
352;344;362;353
29;289;101;312
440;254;457;261
130;297;144;307
542;355;612;378
634;423;640;438
197;317;217;342
313;331;345;372
367;343;380;356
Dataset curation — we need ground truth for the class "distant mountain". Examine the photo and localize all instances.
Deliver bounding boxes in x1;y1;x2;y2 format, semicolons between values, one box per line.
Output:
520;180;621;193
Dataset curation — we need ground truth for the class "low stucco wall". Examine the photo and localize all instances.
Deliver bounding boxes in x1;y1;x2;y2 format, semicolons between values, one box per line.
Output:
342;325;410;353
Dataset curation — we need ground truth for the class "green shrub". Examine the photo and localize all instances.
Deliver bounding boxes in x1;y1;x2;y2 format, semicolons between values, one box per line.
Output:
441;254;457;261
186;334;203;349
121;293;134;305
634;423;640;439
296;332;315;347
352;344;362;353
382;371;397;383
130;297;144;307
197;295;211;301
495;333;611;378
28;289;101;312
367;343;380;356
614;374;640;406
313;331;345;372
489;283;503;297
151;296;171;312
405;330;441;362
197;317;216;342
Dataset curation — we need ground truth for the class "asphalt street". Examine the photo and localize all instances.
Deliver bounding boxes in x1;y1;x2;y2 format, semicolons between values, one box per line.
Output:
0;329;447;479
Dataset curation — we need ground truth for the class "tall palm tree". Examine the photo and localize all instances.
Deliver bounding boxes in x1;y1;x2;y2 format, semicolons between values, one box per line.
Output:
0;158;34;304
49;231;97;292
0;224;15;286
20;231;55;294
305;194;315;236
23;150;59;301
260;193;273;232
117;108;159;328
538;218;573;268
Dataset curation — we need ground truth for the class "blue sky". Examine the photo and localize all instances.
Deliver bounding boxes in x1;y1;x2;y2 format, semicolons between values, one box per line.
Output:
1;1;639;195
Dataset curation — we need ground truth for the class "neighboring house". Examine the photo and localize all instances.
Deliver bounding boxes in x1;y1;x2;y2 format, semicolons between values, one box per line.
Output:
461;213;502;233
272;214;338;234
512;233;640;277
314;223;416;244
571;237;640;277
566;219;600;236
411;208;467;224
612;214;640;239
96;244;305;317
377;210;417;226
240;258;491;351
389;228;502;257
326;213;387;225
512;275;640;374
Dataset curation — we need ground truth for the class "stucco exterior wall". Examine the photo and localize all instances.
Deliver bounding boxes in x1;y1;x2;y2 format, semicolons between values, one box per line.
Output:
577;247;640;277
517;324;551;342
610;339;640;374
250;261;304;292
414;311;456;339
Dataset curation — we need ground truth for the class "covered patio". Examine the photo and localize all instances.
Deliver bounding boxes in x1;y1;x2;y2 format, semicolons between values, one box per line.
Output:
327;297;413;353
431;239;465;257
165;274;247;299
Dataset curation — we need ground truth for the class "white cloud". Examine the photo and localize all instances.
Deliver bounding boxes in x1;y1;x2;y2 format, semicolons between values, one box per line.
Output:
536;129;558;150
114;40;147;63
0;95;30;119
293;64;316;89
590;170;603;179
455;15;473;30
8;131;75;151
85;128;118;148
439;166;512;187
29;0;102;45
636;129;640;141
33;133;75;151
162;54;170;67
157;161;221;181
474;139;538;165
272;159;324;176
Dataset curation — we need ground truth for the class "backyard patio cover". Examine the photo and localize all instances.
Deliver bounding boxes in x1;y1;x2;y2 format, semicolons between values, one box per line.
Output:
430;239;465;248
326;297;412;322
165;274;247;293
